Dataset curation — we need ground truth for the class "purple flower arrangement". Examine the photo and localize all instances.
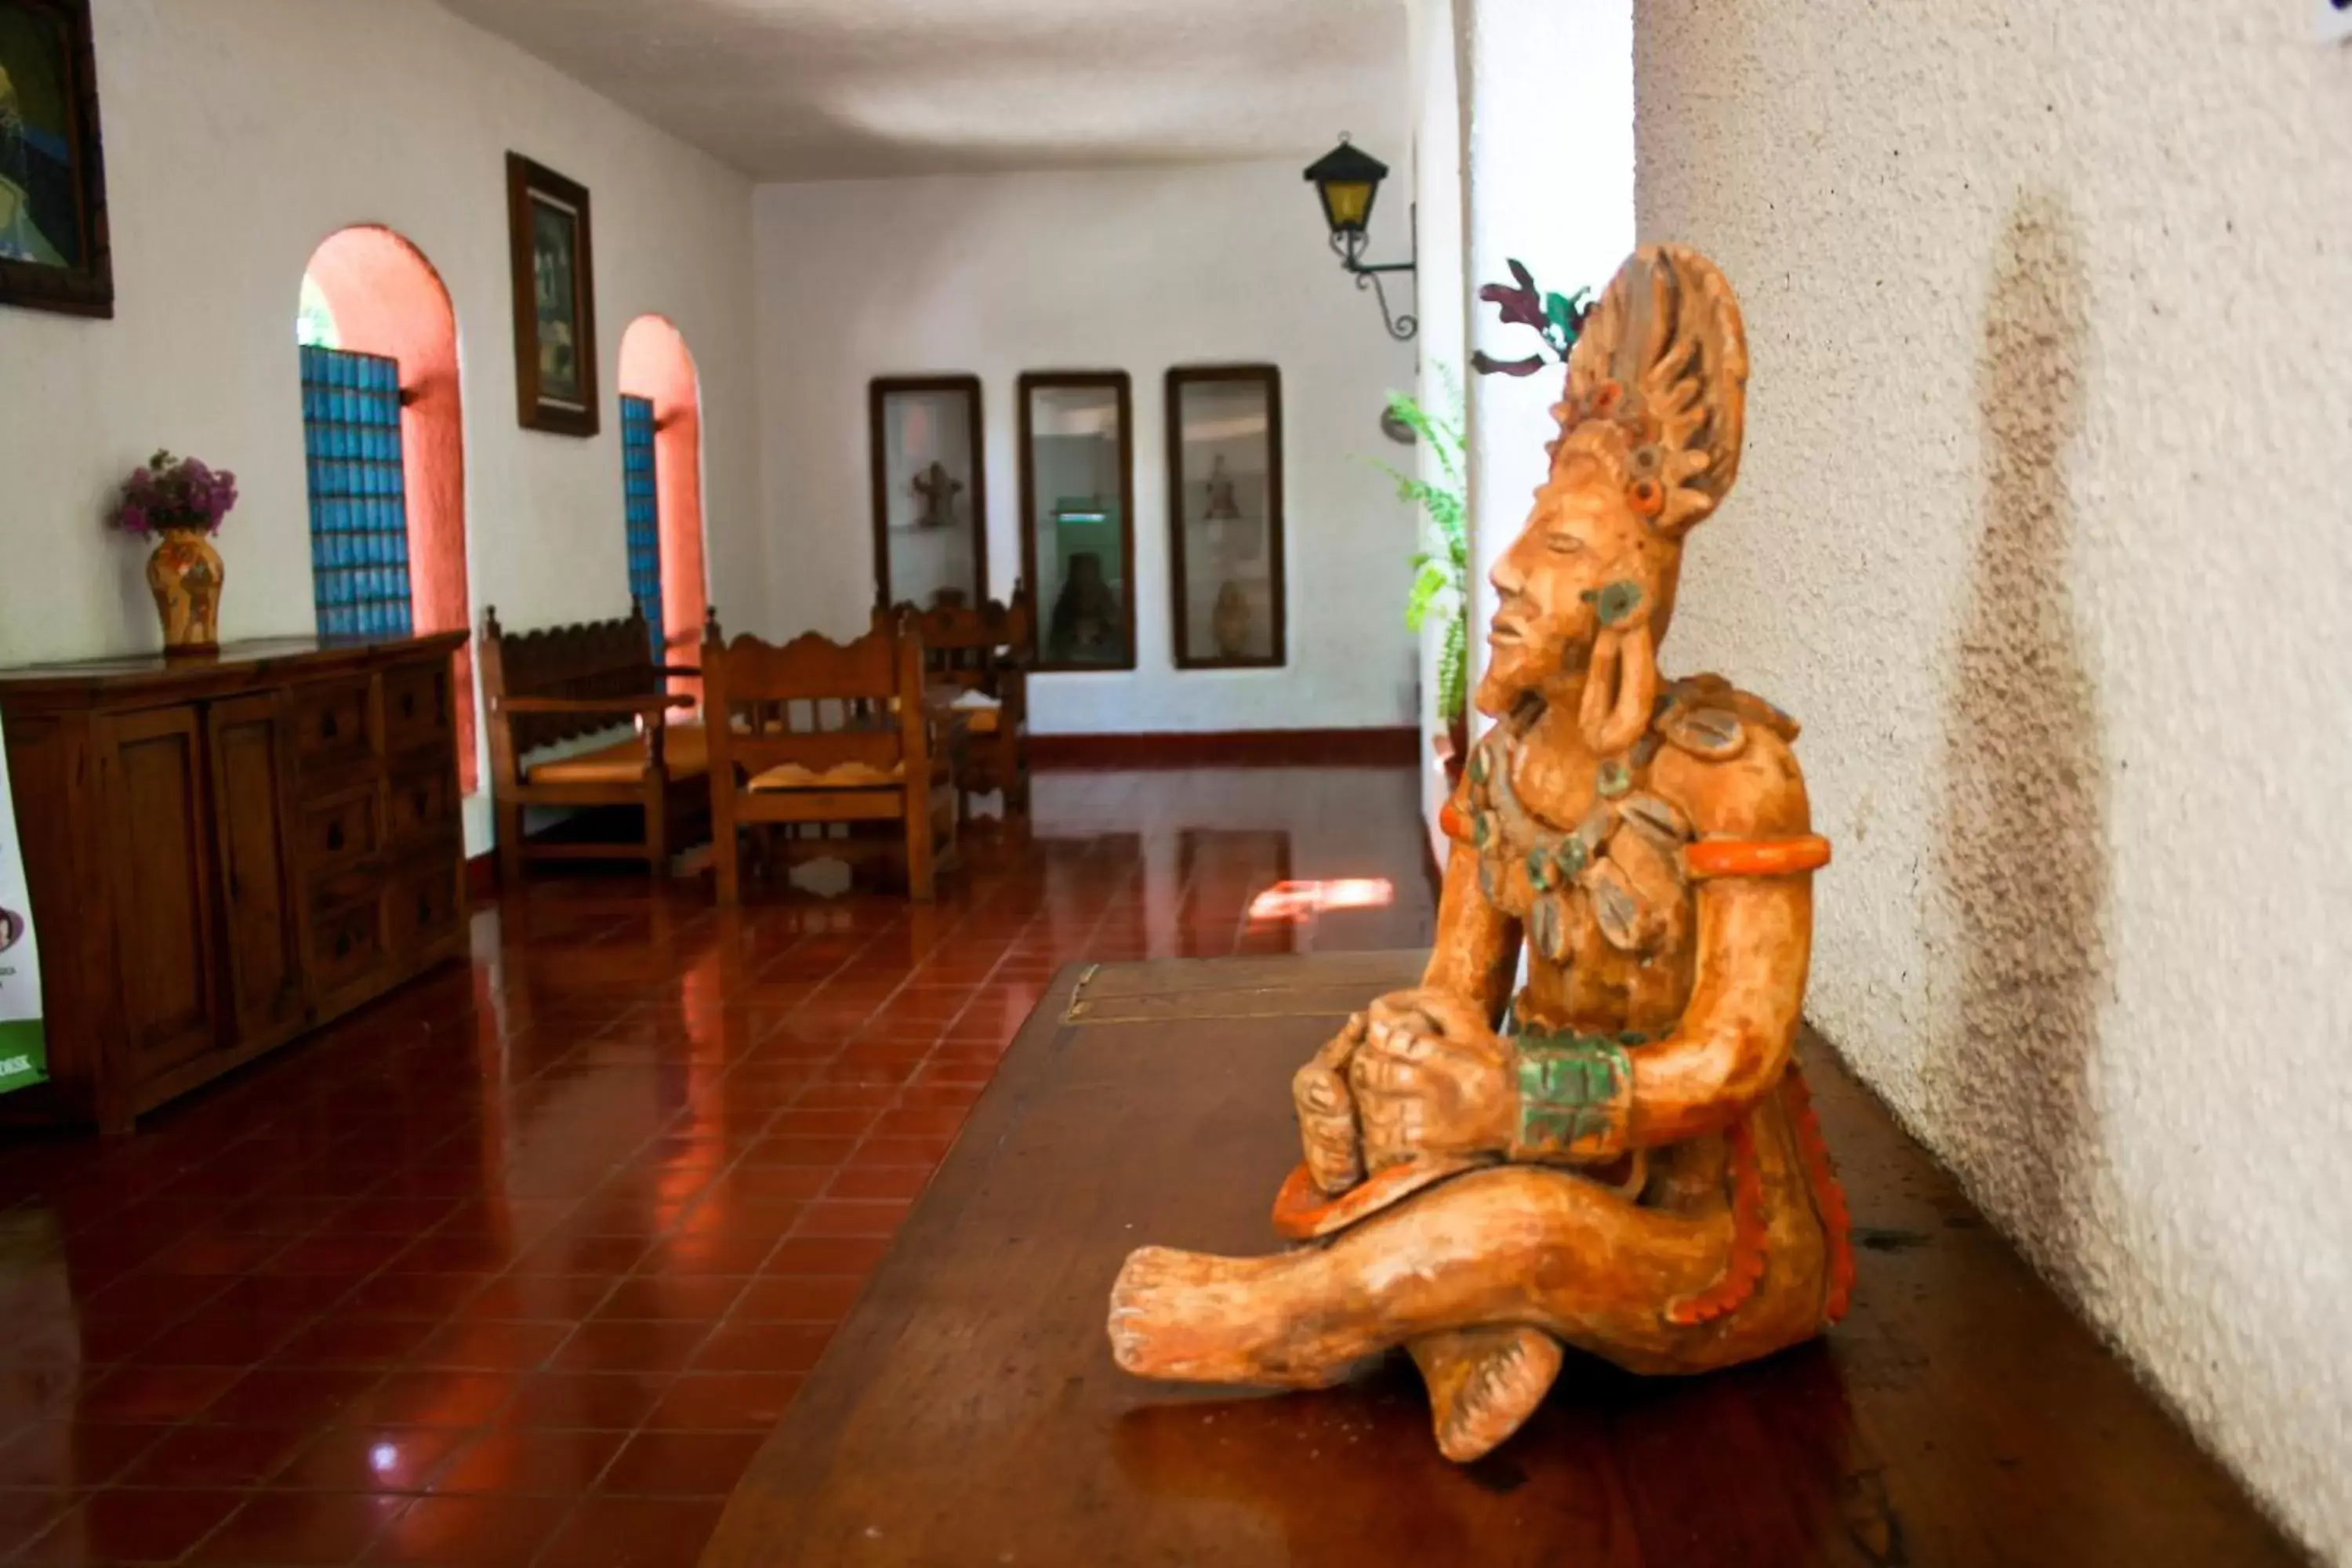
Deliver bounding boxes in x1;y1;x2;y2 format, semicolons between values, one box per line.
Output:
111;449;238;537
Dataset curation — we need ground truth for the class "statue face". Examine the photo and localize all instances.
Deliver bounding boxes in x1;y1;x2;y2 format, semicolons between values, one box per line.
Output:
1477;453;1675;716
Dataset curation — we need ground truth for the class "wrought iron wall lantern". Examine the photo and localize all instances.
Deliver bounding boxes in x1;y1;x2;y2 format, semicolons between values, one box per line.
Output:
1303;135;1417;342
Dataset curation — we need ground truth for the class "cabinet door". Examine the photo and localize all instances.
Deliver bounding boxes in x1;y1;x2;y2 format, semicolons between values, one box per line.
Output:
93;706;220;1081
206;692;304;1043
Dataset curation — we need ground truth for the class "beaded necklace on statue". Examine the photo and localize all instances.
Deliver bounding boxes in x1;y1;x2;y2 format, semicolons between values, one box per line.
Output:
1454;677;1795;969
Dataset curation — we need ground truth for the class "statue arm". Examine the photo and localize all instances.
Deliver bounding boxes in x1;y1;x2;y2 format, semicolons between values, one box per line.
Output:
1621;873;1810;1145
1512;735;1817;1162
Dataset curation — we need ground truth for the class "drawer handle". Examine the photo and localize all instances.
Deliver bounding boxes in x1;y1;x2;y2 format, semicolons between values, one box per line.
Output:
401;691;417;720
417;894;434;924
412;788;430;817
333;931;351;960
326;822;346;853
321;712;339;741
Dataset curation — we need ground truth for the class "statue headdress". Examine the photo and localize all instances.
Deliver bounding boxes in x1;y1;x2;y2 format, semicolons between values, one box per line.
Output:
1551;245;1749;543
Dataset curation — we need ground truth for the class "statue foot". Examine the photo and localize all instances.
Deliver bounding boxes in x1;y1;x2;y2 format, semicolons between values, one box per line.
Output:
1109;1246;1348;1388
1409;1327;1564;1462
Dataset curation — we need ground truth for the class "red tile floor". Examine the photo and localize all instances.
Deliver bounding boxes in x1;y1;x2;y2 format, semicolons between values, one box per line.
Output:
0;764;1435;1566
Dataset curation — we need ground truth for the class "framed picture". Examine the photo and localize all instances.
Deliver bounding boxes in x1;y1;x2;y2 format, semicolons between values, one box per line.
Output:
1167;365;1285;669
870;376;988;612
1018;371;1135;673
505;152;598;436
0;0;112;319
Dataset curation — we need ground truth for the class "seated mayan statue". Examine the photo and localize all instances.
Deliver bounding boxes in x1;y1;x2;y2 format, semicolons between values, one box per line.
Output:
1107;244;1850;1462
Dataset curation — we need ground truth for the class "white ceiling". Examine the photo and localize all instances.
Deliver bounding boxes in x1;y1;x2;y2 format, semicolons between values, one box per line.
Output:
439;0;1412;182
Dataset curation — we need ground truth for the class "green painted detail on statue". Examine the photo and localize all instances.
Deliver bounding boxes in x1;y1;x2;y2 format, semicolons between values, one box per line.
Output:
1512;1031;1632;1158
1526;846;1554;891
1597;760;1632;797
1579;580;1644;628
1571;580;1646;630
0;1019;46;1096
1559;834;1588;877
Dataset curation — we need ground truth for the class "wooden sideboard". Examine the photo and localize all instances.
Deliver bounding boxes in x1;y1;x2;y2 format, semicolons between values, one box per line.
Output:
0;633;469;1132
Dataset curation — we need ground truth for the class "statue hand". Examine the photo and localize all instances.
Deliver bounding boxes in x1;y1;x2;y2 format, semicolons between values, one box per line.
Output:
1293;1012;1368;1195
1348;990;1514;1173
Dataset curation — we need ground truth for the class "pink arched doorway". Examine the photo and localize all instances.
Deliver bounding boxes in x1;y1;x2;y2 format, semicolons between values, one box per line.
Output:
302;227;476;792
618;315;709;673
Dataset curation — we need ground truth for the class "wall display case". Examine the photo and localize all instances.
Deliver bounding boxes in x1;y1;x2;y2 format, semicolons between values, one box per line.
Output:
870;376;988;610
1018;372;1135;671
1167;365;1284;669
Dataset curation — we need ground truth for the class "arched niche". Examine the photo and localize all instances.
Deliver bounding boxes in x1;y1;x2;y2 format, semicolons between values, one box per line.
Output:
618;314;710;674
301;226;477;791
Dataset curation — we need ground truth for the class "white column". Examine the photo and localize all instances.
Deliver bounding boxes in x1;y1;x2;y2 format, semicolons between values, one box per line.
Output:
1457;0;1635;723
1406;0;1467;850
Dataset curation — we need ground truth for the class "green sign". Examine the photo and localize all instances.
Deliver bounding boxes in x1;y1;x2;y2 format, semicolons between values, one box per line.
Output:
0;713;44;1097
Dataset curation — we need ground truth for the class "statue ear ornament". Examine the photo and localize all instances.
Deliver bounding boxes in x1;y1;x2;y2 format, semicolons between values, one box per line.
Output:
1577;582;1657;758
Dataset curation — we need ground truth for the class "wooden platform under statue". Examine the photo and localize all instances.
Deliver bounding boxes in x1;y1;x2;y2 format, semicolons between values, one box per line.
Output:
702;953;2299;1568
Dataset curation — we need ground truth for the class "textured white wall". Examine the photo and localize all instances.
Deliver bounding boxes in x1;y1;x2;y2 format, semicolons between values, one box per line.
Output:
0;0;762;847
750;159;1421;735
1635;2;2352;1556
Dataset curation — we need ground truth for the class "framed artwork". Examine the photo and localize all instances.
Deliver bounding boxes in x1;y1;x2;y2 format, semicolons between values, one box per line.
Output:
1018;371;1135;673
1167;365;1285;669
505;152;599;436
0;0;112;318
870;376;988;612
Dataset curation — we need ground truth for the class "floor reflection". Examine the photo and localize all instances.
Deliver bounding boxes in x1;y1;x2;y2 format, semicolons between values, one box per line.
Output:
0;761;1434;1566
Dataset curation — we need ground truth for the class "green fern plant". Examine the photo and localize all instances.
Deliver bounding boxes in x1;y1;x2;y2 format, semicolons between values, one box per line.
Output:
1367;366;1470;727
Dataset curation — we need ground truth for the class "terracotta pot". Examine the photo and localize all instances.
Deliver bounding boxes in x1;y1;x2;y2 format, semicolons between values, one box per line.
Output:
1211;579;1252;659
146;526;224;656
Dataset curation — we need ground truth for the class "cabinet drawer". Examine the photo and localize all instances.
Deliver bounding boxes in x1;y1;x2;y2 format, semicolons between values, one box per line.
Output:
309;896;386;995
298;786;382;878
387;767;456;852
388;862;463;957
293;678;377;775
383;662;453;758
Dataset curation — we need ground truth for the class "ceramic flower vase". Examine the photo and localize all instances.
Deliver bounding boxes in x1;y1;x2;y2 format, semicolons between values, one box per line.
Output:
147;527;223;656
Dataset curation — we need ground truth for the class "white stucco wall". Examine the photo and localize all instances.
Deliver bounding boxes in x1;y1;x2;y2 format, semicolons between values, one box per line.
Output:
1;0;762;848
1635;2;2352;1555
750;158;1421;735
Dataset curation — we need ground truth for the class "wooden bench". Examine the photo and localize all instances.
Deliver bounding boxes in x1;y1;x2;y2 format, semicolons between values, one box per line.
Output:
873;583;1033;815
704;952;2303;1568
702;615;959;905
479;604;710;887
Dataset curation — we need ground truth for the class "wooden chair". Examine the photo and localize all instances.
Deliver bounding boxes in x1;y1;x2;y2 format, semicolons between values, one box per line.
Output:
873;581;1033;814
480;604;713;887
703;616;959;905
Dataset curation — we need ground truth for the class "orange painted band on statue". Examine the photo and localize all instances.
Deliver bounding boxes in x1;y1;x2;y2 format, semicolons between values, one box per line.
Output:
1270;1155;1492;1241
1681;833;1832;880
1270;1145;1649;1242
